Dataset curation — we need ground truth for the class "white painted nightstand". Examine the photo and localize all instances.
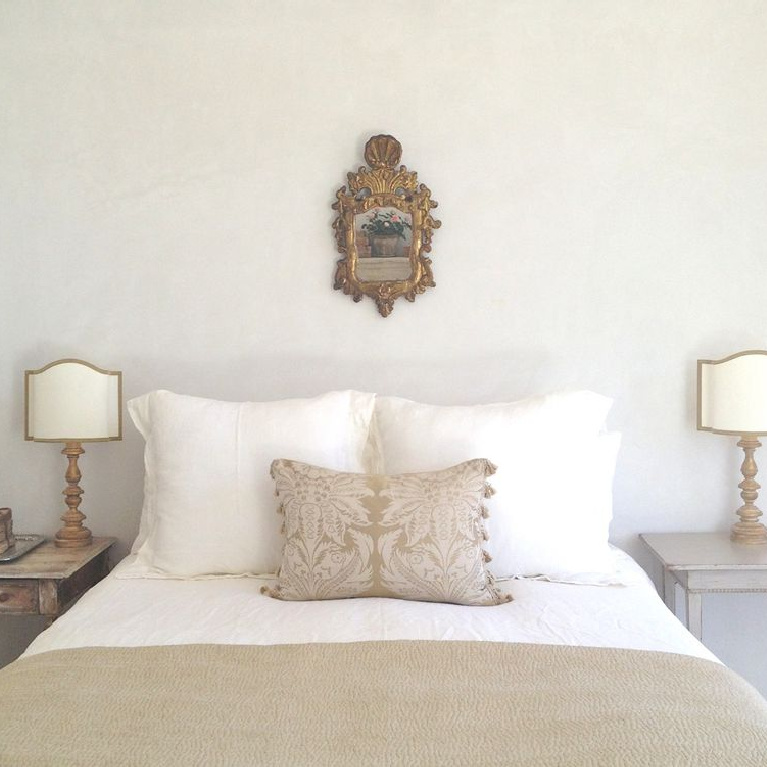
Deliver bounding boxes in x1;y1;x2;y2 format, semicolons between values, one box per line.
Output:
640;532;767;641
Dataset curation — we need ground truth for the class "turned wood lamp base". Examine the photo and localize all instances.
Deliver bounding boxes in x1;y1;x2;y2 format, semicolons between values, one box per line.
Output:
54;441;93;549
731;436;767;545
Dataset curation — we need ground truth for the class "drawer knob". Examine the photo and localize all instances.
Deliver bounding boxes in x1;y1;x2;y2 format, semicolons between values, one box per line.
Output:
0;592;9;603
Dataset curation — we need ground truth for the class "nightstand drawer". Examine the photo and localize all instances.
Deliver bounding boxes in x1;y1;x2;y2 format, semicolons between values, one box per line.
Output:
0;538;115;623
683;569;767;591
0;580;38;613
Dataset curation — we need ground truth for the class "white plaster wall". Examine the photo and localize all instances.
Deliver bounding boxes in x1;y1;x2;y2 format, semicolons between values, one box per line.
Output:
2;0;767;688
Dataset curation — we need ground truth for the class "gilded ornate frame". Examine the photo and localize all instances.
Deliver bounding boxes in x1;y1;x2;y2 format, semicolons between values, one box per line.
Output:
332;135;441;317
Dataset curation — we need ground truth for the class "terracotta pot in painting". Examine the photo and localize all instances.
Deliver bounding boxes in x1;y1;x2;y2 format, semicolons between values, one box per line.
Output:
370;234;399;257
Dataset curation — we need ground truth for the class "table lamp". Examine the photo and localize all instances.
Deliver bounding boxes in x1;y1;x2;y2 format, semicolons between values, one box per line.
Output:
697;350;767;544
24;359;122;548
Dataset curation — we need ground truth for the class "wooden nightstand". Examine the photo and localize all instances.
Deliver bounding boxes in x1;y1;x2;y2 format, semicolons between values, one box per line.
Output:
0;537;115;623
640;532;767;641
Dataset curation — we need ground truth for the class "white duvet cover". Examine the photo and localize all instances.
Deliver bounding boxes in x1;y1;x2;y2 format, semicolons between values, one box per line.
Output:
24;549;714;662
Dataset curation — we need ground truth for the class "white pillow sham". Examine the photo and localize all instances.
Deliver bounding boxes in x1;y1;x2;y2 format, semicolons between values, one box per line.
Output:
372;391;619;582
122;389;376;578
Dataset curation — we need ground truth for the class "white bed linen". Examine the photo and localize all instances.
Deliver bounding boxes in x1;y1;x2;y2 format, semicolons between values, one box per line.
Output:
24;550;715;662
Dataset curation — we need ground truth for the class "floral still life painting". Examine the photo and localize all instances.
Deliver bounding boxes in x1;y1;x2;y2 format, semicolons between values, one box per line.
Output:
361;209;413;246
354;208;415;283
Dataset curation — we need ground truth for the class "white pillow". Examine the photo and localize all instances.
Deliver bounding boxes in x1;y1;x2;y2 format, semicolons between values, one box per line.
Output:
372;392;619;582
123;390;376;578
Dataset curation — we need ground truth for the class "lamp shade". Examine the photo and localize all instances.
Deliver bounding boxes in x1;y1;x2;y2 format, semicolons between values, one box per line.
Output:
25;359;122;442
697;350;767;436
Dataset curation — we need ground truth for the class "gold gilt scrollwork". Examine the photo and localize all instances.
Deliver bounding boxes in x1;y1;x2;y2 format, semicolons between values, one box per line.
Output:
332;134;441;317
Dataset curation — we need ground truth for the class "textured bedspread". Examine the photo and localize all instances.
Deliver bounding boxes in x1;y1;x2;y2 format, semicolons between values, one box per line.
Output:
1;641;766;766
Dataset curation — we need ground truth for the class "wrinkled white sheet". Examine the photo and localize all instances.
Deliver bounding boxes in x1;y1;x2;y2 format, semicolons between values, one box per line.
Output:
25;550;715;662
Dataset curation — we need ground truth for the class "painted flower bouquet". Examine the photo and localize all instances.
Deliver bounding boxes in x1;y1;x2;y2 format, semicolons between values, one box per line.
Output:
362;209;412;239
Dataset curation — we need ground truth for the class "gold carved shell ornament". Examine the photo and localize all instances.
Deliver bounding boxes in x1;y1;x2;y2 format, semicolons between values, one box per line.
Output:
332;135;441;317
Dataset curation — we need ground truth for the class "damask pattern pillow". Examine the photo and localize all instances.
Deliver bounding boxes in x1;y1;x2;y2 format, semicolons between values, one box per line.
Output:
263;458;510;606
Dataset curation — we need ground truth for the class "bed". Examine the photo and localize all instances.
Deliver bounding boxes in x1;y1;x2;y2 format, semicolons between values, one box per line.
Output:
2;389;767;766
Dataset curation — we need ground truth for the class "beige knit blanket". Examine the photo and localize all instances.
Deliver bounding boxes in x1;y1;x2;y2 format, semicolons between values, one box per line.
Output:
1;641;767;766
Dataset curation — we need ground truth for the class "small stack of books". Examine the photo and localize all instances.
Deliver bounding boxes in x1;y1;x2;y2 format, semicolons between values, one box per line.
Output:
0;507;15;554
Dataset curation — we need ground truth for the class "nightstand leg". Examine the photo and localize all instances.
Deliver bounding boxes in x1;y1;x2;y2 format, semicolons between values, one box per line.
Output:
662;570;677;615
685;592;703;641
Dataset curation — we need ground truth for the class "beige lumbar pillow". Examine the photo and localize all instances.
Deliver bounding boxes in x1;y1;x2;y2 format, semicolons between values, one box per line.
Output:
263;458;511;606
